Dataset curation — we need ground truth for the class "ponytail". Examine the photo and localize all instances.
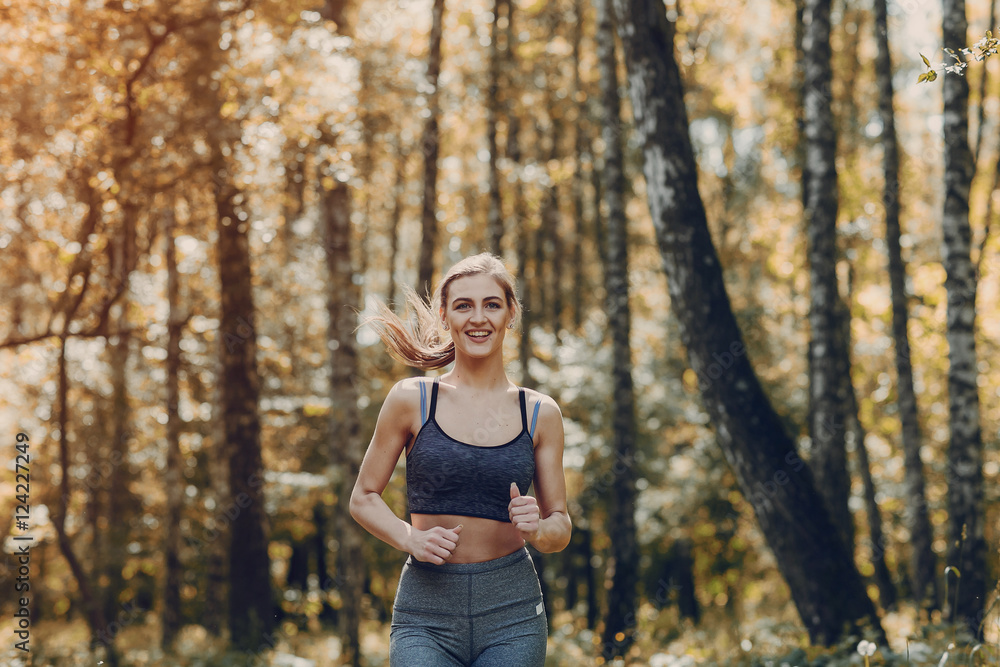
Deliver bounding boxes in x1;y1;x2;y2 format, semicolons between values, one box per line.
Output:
364;285;455;370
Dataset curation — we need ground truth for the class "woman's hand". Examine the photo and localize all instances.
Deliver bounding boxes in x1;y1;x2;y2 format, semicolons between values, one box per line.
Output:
508;482;541;541
407;524;463;564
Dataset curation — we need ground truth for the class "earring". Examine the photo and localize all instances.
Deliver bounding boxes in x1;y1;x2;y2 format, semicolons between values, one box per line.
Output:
443;323;449;330
508;322;515;330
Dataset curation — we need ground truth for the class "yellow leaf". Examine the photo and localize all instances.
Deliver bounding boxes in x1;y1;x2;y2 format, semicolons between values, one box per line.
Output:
921;53;931;67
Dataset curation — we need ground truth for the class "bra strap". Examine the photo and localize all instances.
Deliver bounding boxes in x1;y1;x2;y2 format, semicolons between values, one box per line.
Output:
518;388;528;431
429;377;440;419
419;380;428;424
529;400;541;439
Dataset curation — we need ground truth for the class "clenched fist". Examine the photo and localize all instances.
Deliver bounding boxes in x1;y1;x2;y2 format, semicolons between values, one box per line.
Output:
508;482;540;541
408;524;463;565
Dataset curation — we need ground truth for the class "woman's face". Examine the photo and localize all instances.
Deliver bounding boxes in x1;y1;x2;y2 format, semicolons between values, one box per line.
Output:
441;274;514;359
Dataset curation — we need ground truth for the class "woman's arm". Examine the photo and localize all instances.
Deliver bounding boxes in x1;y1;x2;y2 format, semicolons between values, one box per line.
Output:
349;380;463;564
508;395;572;553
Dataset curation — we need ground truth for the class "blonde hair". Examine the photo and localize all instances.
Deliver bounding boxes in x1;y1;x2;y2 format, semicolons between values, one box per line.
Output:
366;253;521;370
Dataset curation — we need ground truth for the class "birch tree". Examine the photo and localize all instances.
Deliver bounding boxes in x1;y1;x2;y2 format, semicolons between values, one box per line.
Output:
417;0;446;296
802;0;854;551
596;0;638;657
610;0;883;644
874;0;938;609
940;0;987;636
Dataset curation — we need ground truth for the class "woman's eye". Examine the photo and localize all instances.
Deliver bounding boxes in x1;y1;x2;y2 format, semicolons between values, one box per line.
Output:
487;302;500;309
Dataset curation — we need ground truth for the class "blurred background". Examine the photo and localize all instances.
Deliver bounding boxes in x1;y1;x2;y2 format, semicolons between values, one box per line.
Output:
1;0;998;665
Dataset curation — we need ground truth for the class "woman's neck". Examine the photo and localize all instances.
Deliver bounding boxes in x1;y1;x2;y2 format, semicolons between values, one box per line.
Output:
446;354;510;392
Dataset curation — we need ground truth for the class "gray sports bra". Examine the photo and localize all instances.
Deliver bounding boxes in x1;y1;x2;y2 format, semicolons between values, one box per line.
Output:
406;378;539;522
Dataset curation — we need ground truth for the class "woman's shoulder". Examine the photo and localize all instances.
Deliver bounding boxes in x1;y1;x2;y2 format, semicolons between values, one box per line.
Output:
382;376;434;413
520;386;562;419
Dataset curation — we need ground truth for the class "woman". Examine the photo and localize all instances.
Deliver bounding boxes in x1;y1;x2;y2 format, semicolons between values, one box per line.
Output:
350;253;572;666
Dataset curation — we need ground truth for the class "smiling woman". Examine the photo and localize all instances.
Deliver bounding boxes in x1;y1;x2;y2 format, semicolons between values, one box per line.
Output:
352;252;571;667
363;252;522;370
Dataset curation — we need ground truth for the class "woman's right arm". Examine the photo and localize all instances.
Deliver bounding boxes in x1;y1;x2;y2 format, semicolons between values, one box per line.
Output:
349;379;462;564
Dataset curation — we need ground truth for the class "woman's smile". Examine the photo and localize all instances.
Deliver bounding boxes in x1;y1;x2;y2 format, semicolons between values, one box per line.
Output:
465;329;493;341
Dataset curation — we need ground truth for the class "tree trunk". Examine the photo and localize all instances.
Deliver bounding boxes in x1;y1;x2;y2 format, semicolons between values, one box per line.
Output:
795;0;808;208
874;0;938;610
851;409;897;610
571;0;588;331
972;0;996;166
538;31;565;334
161;204;184;650
596;0;639;657
313;503;330;596
281;138;306;264
610;0;883;645
204;369;229;636
53;335;118;665
592;144;608;292
103;203;139;635
486;0;505;255
215;147;275;651
417;0;446;296
802;0;854;552
321;177;365;667
841;271;896;610
387;139;408;309
941;0;987;637
581;525;598;630
506;1;533;386
357;59;374;283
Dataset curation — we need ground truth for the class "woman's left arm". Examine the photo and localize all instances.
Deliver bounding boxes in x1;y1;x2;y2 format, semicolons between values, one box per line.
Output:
509;396;572;553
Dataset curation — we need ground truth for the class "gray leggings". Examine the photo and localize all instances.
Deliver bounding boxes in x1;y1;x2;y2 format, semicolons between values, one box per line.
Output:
390;547;547;666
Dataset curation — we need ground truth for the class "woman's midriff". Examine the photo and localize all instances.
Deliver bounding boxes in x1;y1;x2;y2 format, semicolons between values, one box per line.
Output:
411;513;524;563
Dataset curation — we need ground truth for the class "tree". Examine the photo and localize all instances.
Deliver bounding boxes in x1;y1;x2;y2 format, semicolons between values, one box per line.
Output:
802;0;854;551
940;0;987;637
506;0;533;387
417;0;446;296
610;0;883;645
874;0;938;610
322;175;366;667
194;12;276;645
570;0;590;331
596;0;639;657
842;269;896;610
215;156;275;650
53;335;120;665
387;137;409;309
486;0;506;255
161;203;184;650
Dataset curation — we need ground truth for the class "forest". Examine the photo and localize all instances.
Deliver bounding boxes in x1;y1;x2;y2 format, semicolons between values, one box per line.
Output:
1;0;998;664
